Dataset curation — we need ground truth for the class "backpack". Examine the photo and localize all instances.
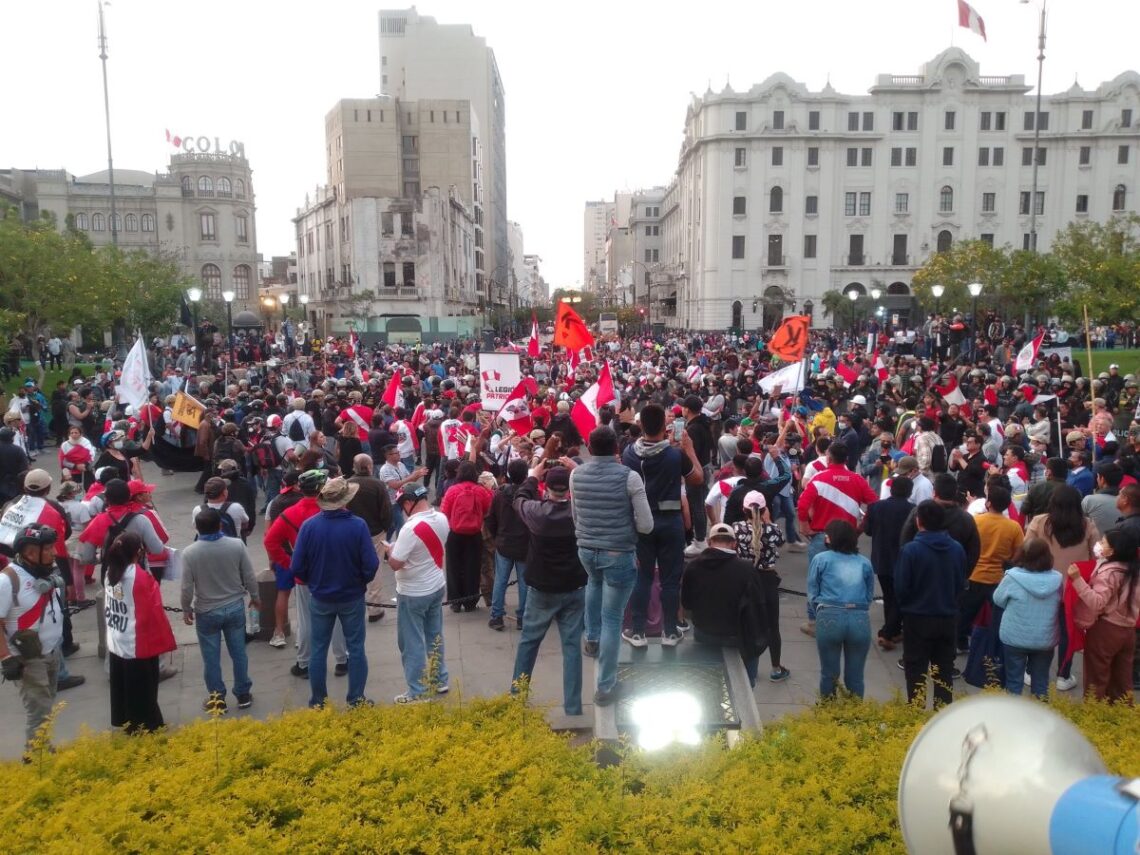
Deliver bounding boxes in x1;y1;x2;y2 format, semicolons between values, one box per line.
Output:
253;436;283;471
288;415;305;442
100;511;139;584
929;441;948;474
197;502;238;539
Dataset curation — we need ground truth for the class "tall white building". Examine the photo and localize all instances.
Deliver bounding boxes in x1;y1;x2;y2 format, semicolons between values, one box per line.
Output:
651;48;1140;331
583;199;614;293
522;253;547;306
507;219;528;309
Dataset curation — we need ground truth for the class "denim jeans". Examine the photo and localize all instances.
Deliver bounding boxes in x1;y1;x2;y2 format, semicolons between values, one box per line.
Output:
632;513;685;636
580;547;637;692
295;584;346;668
773;492;801;545
512;586;585;715
396;587;449;697
1004;645;1053;699
195;599;251;700
308;595;368;707
815;606;871;698
686;481;709;542
491;552;528;620
805;533;827;620
388;503;405;540
261;468;282;513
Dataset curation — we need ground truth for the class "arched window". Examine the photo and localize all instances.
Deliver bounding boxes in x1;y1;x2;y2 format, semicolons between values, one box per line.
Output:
731;300;743;330
937;229;953;252
1113;183;1126;211
769;186;783;213
140;213;155;232
217;176;232;197
92;213;105;231
939;185;954;213
198;176;213;195
232;264;251;300
180;176;192;195
235;179;246;198
887;281;911;295
124;213;138;232
201;263;222;300
110;213;122;233
75;212;89;230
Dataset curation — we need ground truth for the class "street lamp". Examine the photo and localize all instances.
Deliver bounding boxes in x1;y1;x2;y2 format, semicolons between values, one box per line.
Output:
847;288;859;338
1022;0;1048;254
186;286;202;372
967;282;984;360
222;289;236;368
931;284;945;314
279;292;290;323
299;293;309;324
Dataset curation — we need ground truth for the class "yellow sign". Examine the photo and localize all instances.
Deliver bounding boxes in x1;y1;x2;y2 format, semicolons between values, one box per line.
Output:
171;391;206;429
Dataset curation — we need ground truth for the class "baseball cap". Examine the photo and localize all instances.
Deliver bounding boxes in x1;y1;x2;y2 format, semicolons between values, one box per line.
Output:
395;484;429;505
708;522;735;541
1066;430;1086;445
24;469;52;492
266;414;283;429
544;467;570;493
127;479;156;496
896;456;919;475
216;459;241;476
742;490;767;511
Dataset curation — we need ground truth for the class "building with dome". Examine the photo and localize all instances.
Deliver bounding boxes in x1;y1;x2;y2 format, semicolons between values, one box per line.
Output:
1;148;259;315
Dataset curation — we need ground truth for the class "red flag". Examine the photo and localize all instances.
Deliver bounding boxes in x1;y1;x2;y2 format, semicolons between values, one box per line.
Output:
497;381;535;434
957;0;986;41
381;372;403;408
835;362;858;387
527;311;540;357
873;351;888;383
1015;331;1046;372
571;362;615;442
984;386;998;407
553;302;595;352
934;374;967;406
767;315;810;362
1019;384;1055;405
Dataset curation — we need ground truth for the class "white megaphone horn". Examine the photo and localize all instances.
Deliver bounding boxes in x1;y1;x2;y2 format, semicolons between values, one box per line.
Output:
898;695;1139;855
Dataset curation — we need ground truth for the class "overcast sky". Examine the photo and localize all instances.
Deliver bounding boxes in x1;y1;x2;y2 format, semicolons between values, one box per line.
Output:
6;0;1139;291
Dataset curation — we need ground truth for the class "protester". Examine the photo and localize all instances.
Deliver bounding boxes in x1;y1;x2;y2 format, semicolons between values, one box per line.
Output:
345;454;392;624
864;475;914;651
440;461;493;612
727;491;787;681
993;537;1062;700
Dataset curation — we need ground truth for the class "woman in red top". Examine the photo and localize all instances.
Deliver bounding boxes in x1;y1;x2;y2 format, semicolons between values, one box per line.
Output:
59;425;97;489
440;461;493;613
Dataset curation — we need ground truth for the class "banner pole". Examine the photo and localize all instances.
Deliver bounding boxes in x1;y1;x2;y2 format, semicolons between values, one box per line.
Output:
1082;304;1094;381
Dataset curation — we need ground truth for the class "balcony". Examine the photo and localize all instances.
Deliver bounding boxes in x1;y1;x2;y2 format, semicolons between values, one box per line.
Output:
889;254;910;266
198;190;214;198
181;188;193;197
380;286;419;298
847;253;865;266
763;254;787;268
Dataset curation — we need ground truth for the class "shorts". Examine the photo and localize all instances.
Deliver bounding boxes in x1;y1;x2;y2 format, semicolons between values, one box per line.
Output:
273;563;296;591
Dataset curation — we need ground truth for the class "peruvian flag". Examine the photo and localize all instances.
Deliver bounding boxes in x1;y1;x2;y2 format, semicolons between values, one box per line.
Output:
984;386;998;407
498;378;539;434
872;351;888;383
957;0;986;41
934;374;967;406
347;329;360;358
571;362;616;442
1015;331;1046;372
381;371;404;409
527;311;541;357
1019;383;1055;405
685;364;702;383
835;362;858;387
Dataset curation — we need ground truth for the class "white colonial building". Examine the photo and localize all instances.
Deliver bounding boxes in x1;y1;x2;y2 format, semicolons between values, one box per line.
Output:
649;48;1140;331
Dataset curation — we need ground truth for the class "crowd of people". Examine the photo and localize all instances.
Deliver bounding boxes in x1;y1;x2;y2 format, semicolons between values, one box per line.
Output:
1;315;1139;757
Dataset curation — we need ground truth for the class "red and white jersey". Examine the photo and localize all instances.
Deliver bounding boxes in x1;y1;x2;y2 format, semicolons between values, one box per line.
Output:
393;419;418;456
0;495;70;558
389;508;449;597
104;563;177;660
704;476;743;524
439;418;465;460
0;562;65;655
338;404;375;441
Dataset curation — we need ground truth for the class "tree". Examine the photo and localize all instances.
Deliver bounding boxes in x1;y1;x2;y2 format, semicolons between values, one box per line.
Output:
910;240;1010;312
1000;249;1068;323
1049;214;1140;323
100;246;192;342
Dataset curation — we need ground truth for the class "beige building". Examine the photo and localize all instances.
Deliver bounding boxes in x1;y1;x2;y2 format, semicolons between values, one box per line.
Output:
2;151;260;314
583;199;613;293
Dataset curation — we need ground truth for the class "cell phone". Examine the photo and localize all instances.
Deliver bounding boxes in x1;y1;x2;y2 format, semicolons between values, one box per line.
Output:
673;419;685;441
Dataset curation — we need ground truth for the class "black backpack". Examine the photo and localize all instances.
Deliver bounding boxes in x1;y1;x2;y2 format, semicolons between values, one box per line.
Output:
930;442;948;474
196;502;239;539
288;416;305;442
100;511;139;584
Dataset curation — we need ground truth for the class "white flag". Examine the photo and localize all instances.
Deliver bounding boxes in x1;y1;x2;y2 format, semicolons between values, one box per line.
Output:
758;361;806;394
116;334;152;410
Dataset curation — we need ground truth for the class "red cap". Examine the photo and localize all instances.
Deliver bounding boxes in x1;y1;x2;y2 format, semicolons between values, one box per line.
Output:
127;479;157;495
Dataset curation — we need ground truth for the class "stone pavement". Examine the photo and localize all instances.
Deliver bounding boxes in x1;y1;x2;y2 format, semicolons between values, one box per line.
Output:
0;455;1103;759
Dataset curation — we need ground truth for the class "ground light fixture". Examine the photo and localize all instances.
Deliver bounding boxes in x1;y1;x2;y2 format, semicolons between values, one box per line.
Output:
629;691;702;750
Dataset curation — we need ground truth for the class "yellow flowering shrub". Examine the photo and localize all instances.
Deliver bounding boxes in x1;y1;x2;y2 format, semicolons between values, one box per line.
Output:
1;694;1136;854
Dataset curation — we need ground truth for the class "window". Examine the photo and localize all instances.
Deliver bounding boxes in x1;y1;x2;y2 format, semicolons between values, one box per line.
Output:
1119;145;1130;165
809;111;820;131
771;146;783;166
863;111;874;131
907;112;918;130
848;111;859;131
75;213;88;230
141;213;154;232
1076;194;1089;213
859;192;871;216
993;147;1004;166
936;230;952;253
403;262;416;287
846;147;858;167
110;213;121;233
1124;109;1133;128
1082;109;1094;130
979;111;991;131
235;179;246;199
733;196;746;216
772;110;784;129
124;213;137;232
982;192;996;212
805;195;818;215
200;212;216;241
235;215;248;243
1020;191;1045;215
895;192;909;213
383;262;396;288
197;176;213;195
1024;111;1049;130
232;264;251;300
848;234;864;264
92;213;105;231
1079;146;1091;165
1113;184;1127;211
1023;233;1033;250
861;147;872;166
181;176;192;195
731;235;746;259
645;206;653;217
942;146;954;166
735;111;747;131
892;111;905;131
980;233;994;247
201;264;222;299
844;192;857;216
892;234;908;264
770;187;783;213
978;147;990;166
905;147;917;166
381;212;394;235
891;147;902;167
939;185;954;213
994;111;1006;130
734;147;746;167
945;110;956;130
403;181;420;197
648;249;659;262
807;146;819;166
217;177;232;197
803;234;817;258
1022;146;1046;166
400;212;413;236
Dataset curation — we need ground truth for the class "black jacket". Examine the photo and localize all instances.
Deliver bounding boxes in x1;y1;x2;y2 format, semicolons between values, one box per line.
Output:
487;483;529;561
901;503;981;574
681;547;769;660
686;413;714;467
346;474;392;537
512;478;586;593
863;495;913;576
0;442;28;504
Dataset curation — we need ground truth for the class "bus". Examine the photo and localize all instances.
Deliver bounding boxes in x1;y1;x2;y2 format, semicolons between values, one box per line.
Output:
598;311;619;336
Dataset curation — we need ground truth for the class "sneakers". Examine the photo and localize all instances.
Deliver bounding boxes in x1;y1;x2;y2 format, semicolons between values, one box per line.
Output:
622;629;648;648
269;632;287;649
488;616;505;631
676;619;692;634
1056;675;1078;692
394;691;426;704
897;657;906;671
583;640;599;658
769;666;791;683
290;663;309;678
57;674;86;691
236;693;253;709
594;683;621;706
435;684;449;695
335;663;348;677
684;540;707;558
1023;672;1032;687
800;621;816;637
661;632;683;648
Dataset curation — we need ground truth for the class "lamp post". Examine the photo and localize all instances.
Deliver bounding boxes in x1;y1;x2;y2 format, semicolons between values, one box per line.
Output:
968;282;984;360
279;292;290;323
222;289;235;368
1022;0;1047;254
869;287;882;345
931;284;945;315
186;286;202;372
847;288;859;339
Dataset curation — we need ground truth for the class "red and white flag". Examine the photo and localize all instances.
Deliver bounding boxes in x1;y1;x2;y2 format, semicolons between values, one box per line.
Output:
983;386;998;407
571;362;616;442
497;378;539;435
835;362;858;388
381;372;404;409
1019;383;1055;405
934;374;967;406
527;311;541;357
957;0;987;41
1015;331;1046;372
872;351;888;383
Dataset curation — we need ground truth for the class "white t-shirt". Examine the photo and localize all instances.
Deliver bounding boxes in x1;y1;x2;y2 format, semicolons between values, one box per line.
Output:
0;563;65;655
379;461;410;502
393;420;415;458
191;500;249;535
879;474;935;505
705;475;743;524
390;508;449;597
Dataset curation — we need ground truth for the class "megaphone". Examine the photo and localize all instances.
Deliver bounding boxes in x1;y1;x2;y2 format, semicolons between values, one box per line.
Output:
898;695;1138;854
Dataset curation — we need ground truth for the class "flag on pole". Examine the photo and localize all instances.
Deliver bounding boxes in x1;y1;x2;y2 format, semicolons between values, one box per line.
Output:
766;315;811;362
116;333;152;410
553;302;595;352
872;351;889;383
497;379;538;435
571;362;615;442
381;371;404;409
1015;331;1046;371
934;374;967;406
527;311;541;357
835;362;858;388
957;0;987;41
1019;383;1055;405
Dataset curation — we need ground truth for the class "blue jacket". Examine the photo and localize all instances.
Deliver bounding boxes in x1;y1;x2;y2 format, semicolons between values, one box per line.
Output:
993;566;1062;650
292;509;379;602
895;531;966;617
808;551;875;610
1066;467;1094;498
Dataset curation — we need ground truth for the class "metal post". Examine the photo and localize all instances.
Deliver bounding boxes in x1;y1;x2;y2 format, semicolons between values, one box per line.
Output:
191;303;199;372
972;295;979;360
225;301;234;368
1029;0;1047;254
97;0;118;248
